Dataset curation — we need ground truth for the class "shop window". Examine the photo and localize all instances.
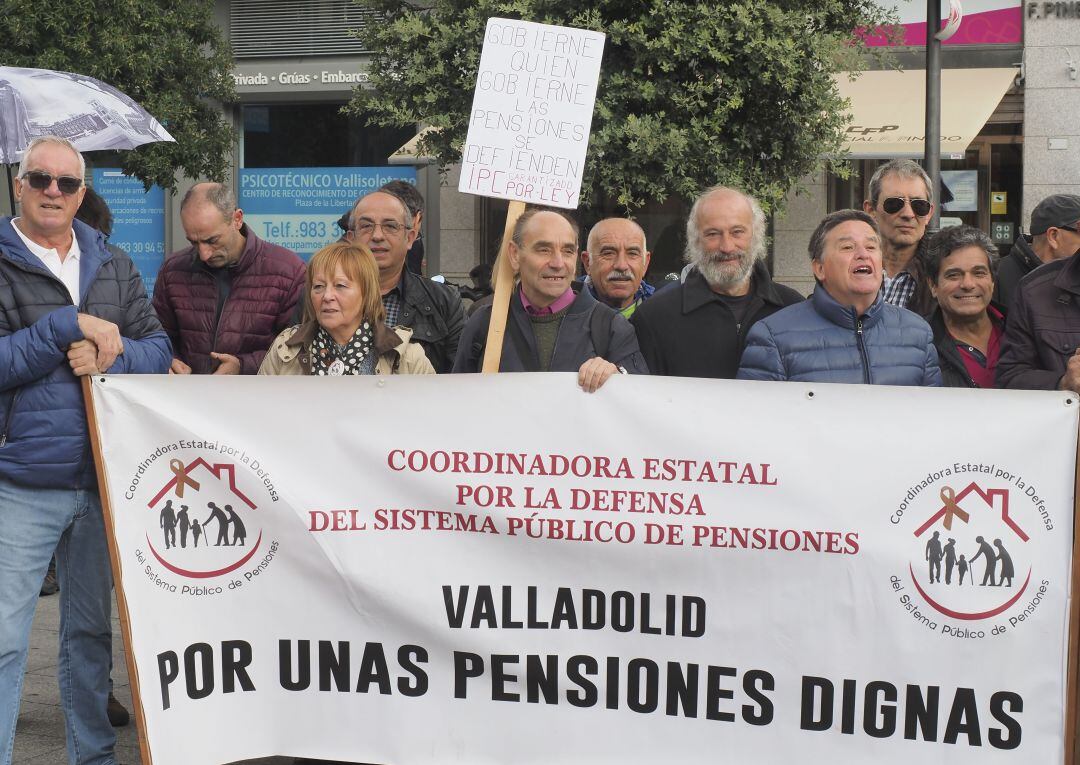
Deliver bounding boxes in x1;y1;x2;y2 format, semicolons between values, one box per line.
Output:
241;103;414;168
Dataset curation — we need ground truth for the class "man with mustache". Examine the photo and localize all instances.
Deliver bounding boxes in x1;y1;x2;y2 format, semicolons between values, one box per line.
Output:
580;217;654;318
630;186;803;378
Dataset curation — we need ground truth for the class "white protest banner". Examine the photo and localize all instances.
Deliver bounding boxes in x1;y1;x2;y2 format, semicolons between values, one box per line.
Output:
457;19;605;208
89;375;1077;764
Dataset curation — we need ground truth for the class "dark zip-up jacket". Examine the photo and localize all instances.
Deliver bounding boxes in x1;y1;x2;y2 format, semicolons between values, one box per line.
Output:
394;268;466;374
994;235;1043;311
996;253;1080;390
630;261;804;378
737;288;942;386
0;217;171;488
928;304;1006;388
152;224;305;374
452;287;648;374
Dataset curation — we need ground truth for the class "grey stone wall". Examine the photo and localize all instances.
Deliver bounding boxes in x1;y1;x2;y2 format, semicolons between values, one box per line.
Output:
1022;9;1080;225
436;164;481;281
771;174;827;296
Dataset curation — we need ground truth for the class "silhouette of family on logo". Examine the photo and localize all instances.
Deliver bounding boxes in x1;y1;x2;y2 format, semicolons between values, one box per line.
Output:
924;530;1015;587
158;499;248;549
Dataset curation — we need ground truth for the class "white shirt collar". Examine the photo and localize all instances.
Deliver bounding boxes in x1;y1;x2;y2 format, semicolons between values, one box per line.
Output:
10;218;81;264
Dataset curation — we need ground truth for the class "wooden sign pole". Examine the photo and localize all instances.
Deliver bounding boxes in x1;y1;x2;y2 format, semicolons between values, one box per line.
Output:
81;376;155;765
480;200;526;373
1066;424;1080;764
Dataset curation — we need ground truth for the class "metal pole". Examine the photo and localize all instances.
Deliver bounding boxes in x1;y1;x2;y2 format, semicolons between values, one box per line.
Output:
5;165;14;217
925;0;942;232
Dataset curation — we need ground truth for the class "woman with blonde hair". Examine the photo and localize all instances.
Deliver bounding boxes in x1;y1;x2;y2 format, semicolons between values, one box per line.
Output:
259;241;433;376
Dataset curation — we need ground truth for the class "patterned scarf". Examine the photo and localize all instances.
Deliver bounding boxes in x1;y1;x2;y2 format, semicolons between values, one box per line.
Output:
310;322;375;376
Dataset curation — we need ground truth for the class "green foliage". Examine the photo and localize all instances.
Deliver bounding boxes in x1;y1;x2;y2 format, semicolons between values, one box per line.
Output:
0;0;236;190
347;0;895;213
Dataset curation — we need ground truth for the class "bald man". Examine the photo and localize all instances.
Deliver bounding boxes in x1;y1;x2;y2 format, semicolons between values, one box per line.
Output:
580;217;654;318
453;207;648;390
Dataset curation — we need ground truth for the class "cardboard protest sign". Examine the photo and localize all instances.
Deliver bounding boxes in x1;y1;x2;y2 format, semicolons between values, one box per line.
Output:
458;18;606;209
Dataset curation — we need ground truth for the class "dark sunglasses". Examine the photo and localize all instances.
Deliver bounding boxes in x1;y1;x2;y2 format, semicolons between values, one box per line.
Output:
21;171;83;195
881;196;932;217
1054;224;1079;234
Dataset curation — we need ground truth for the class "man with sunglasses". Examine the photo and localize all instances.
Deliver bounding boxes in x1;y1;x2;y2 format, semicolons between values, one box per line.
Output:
153;182;306;375
863;159;936;314
997;196;1080;393
0;136;171;765
995;194;1080;310
346;190;464;373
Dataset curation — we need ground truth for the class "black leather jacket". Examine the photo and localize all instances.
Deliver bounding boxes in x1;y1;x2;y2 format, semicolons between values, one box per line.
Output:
396;269;465;373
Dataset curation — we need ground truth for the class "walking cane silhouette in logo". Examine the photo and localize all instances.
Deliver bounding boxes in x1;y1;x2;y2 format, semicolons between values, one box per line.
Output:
957;554;969;585
971;536;998;586
203;502;232;546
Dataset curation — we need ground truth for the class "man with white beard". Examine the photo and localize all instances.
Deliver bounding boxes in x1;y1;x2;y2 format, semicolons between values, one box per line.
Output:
630;186;804;378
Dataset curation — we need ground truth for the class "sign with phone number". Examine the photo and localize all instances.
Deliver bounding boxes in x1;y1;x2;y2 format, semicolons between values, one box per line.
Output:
91;169;167;294
238;167;417;260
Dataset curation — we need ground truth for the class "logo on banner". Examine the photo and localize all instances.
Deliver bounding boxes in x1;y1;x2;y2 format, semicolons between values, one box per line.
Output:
135;451;277;591
890;465;1054;637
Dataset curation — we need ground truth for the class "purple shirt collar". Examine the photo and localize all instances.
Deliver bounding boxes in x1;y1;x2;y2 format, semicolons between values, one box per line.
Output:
519;285;575;315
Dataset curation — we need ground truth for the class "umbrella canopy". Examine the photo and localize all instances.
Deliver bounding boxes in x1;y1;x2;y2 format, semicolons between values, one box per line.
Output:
0;66;174;165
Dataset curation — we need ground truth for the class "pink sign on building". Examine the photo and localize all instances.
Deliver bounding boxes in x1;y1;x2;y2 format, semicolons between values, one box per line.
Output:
863;0;1022;46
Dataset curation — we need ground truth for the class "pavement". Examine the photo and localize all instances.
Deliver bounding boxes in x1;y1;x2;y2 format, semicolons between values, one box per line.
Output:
16;590;292;765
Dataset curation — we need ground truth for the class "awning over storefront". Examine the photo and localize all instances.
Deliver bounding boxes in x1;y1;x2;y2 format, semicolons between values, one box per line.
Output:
834;68;1017;158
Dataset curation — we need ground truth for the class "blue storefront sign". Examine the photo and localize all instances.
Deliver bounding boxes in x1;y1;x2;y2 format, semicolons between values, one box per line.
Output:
91;169;167;294
238;167;417;260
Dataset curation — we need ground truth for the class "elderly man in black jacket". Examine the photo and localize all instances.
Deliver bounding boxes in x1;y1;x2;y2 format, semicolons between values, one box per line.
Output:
997;241;1080;393
630;186;803;378
346;190;464;373
996;194;1080;310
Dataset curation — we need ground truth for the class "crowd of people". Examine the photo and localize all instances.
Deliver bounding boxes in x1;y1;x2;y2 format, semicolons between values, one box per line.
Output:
1;136;1079;765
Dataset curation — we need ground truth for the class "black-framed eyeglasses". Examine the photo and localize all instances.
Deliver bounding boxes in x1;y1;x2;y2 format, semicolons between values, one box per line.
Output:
881;196;932;217
20;171;83;195
1053;224;1080;234
350;219;409;237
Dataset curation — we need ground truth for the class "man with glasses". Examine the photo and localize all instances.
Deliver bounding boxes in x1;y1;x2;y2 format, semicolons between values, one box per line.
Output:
346;190;464;373
996;194;1080;310
153;182;306;375
863;159;936;314
0;136;171;765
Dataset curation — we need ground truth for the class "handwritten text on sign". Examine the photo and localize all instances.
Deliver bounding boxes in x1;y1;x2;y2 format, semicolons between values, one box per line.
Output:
458;19;605;209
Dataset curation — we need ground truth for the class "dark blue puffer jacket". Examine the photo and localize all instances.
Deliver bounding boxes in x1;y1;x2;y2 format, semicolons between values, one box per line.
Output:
0;217;172;488
736;287;942;386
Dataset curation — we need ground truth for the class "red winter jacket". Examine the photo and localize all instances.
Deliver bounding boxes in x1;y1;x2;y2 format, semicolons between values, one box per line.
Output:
152;225;306;374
